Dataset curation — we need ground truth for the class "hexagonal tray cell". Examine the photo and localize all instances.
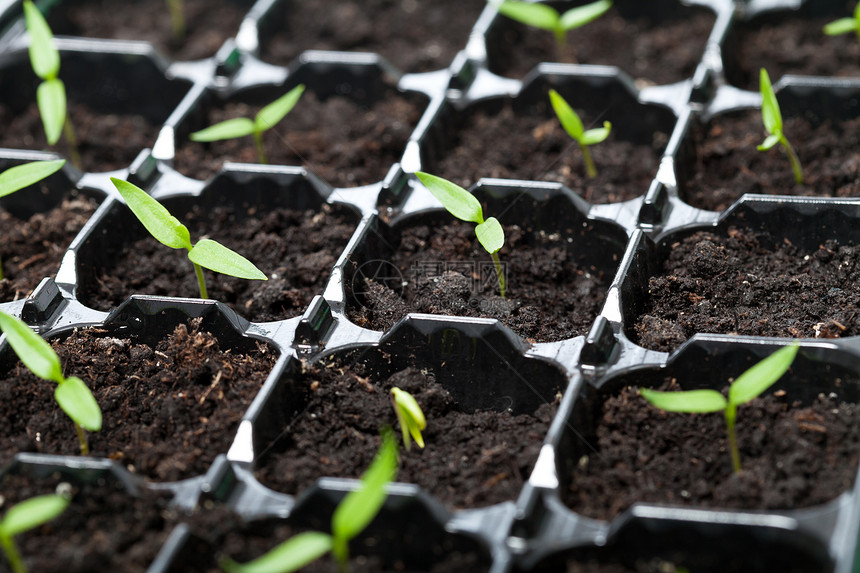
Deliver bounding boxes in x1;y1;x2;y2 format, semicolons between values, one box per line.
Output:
617;198;860;352
676;78;860;212
345;180;629;343
74;168;360;322
420;70;676;205
253;0;487;73
0;43;192;172
0;297;278;483
172;58;430;188
483;0;717;86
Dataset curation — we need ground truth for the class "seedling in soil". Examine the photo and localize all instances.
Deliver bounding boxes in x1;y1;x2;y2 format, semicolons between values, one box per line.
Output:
640;343;799;474
189;84;306;164
548;88;611;178
0;492;70;573
0;159;65;280
0;309;102;455
220;428;398;573
823;3;860;42
391;387;426;451
23;1;81;168
495;0;613;61
166;0;185;42
110;177;267;299
414;172;507;298
757;68;803;185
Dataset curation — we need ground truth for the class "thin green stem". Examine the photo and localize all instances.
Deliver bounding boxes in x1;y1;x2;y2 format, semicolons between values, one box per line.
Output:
253;130;268;164
0;257;5;281
193;262;208;299
553;26;569;62
75;423;88;455
1;533;26;573
725;404;741;473
166;0;185;41
63;117;81;170
780;136;804;185
580;142;597;178
490;251;506;299
333;537;348;573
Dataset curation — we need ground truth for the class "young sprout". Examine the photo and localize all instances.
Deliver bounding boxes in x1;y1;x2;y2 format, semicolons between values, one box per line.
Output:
110;177;267;300
166;0;185;42
640;343;799;474
390;387;426;451
0;492;70;573
0;159;66;280
823;2;860;42
189;84;306;165
0;309;102;455
548;88;611;178
414;172;506;298
496;0;613;61
23;1;80;169
757;68;803;185
220;428;398;573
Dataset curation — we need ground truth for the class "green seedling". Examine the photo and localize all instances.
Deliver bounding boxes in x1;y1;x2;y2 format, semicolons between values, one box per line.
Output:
548;88;611;178
23;0;80;168
390;387;426;451
414;172;507;298
823;3;860;42
220;428;398;573
757;68;803;185
0;159;66;280
496;0;612;61
189;84;306;164
0;492;70;573
166;0;185;41
110;177;267;299
0;309;102;455
640;343;799;474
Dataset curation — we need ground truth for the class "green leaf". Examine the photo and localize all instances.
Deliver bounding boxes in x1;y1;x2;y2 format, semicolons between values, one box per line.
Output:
255;84;305;133
37;78;66;146
729;344;799;407
391;387;426;449
415;172;484;224
757;133;781;151
54;376;102;432
581;121;612;146
823;17;857;36
759;68;783;135
188;239;267;281
549;89;584;141
496;1;560;31
189;118;256;142
219;532;333;573
1;494;69;538
111;178;193;250
332;429;397;545
640;388;727;413
475;217;505;254
0;159;65;198
0;310;63;383
560;0;613;31
24;0;59;80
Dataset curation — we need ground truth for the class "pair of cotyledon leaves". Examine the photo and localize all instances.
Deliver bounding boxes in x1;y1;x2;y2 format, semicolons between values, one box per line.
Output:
23;0;66;146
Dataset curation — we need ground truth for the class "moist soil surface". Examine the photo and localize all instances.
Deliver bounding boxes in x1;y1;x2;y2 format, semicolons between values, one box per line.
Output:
681;109;860;212
0;101;161;173
0;195;98;303
174;91;424;187
44;0;249;61
0;318;277;482
80;203;357;322
489;6;715;86
564;380;860;521
259;0;486;73
632;227;860;352
434;101;665;203
346;219;613;343
254;358;558;510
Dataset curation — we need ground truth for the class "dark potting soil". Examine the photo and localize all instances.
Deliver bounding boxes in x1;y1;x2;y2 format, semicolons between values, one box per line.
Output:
563;380;860;521
0;318;277;482
433;102;664;203
347;219;612;342
681;109;860;212
44;0;249;61
174;91;424;187
489;6;716;86
632;228;860;353
0;101;161;173
0;195;97;303
80;203;356;322
0;472;172;573
254;359;558;510
259;0;486;73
